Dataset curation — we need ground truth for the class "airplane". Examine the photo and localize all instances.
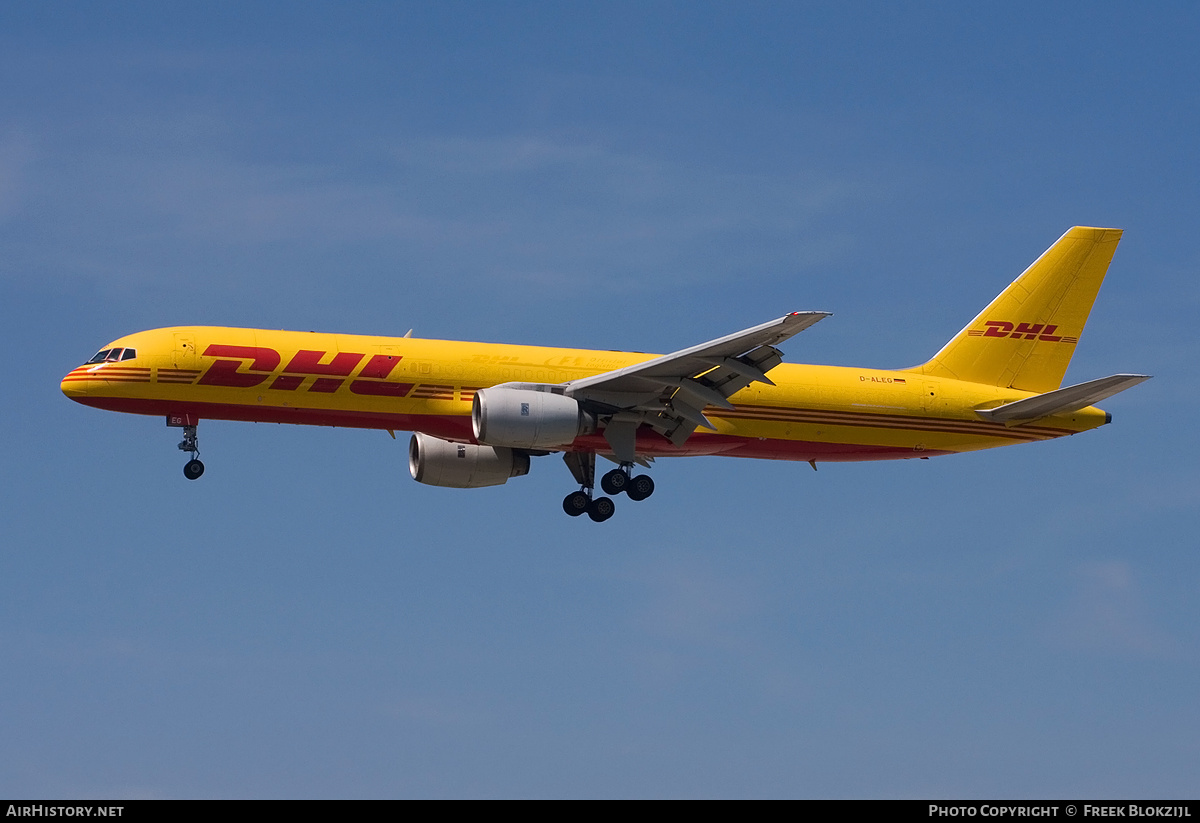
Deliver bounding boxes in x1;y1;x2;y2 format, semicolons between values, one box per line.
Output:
61;226;1149;522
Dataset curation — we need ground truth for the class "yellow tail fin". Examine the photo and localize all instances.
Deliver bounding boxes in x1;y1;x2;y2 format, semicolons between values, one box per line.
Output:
910;227;1123;392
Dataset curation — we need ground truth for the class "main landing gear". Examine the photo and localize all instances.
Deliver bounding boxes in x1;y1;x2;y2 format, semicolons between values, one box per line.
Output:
561;454;654;522
562;489;615;523
177;424;204;480
600;465;655;502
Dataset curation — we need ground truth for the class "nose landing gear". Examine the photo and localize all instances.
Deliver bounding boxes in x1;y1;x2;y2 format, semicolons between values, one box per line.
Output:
177;424;204;480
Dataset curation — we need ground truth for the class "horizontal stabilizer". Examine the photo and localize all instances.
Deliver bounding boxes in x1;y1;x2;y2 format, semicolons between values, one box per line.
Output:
976;374;1151;424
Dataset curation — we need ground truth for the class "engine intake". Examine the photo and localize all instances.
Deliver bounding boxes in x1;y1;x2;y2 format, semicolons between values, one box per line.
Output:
408;432;530;489
472;386;591;449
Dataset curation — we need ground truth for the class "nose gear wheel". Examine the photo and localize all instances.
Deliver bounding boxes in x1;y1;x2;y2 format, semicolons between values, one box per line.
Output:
177;424;205;480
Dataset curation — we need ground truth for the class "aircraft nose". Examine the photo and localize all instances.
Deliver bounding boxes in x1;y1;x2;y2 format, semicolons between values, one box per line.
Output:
61;366;90;399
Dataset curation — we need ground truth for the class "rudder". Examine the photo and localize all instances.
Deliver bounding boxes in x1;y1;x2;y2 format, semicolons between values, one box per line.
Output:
910;227;1123;392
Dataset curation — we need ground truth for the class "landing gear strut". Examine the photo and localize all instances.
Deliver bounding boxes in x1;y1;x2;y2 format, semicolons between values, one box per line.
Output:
177;424;204;480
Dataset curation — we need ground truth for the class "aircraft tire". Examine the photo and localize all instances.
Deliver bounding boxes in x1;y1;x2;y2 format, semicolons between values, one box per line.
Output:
587;496;615;522
626;475;654;501
562;491;590;517
600;468;628;496
183;459;205;481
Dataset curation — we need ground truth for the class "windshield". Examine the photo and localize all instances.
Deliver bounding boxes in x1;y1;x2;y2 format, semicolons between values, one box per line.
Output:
85;348;136;364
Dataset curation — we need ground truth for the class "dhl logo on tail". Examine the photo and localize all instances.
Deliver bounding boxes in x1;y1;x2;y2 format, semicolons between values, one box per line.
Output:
967;322;1077;343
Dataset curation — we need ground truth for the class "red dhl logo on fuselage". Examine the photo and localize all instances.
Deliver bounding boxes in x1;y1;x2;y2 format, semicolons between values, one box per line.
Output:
197;345;413;396
966;322;1078;343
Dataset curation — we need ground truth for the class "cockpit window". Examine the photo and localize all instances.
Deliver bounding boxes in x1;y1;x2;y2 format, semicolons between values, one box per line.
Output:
85;348;136;364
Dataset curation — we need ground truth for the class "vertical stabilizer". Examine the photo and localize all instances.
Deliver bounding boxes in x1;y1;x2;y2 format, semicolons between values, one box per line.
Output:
910;227;1123;392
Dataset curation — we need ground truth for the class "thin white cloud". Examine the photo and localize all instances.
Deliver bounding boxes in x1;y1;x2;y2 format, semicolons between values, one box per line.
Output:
1046;560;1177;658
625;557;767;667
382;694;483;728
0;127;35;221
2;119;876;299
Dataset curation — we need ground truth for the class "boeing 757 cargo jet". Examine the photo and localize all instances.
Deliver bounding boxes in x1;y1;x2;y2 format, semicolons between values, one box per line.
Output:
62;227;1149;521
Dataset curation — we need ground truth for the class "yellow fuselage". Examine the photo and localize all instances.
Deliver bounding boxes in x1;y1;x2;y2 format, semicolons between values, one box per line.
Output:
60;326;1109;463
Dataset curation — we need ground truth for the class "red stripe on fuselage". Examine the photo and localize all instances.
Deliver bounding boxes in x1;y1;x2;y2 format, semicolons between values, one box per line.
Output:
70;396;953;462
75;395;477;442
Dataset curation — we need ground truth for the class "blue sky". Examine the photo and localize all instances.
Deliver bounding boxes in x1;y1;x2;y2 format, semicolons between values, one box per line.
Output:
2;1;1196;798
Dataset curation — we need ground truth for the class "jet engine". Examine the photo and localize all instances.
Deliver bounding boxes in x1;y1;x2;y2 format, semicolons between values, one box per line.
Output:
472;386;593;449
408;432;530;489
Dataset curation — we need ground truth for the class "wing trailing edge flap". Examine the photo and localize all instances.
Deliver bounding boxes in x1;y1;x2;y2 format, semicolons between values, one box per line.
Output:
602;417;640;463
975;373;1151;425
565;311;830;452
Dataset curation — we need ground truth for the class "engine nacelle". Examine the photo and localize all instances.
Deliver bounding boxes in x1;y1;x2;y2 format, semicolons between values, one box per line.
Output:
408;432;530;489
472;386;591;449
